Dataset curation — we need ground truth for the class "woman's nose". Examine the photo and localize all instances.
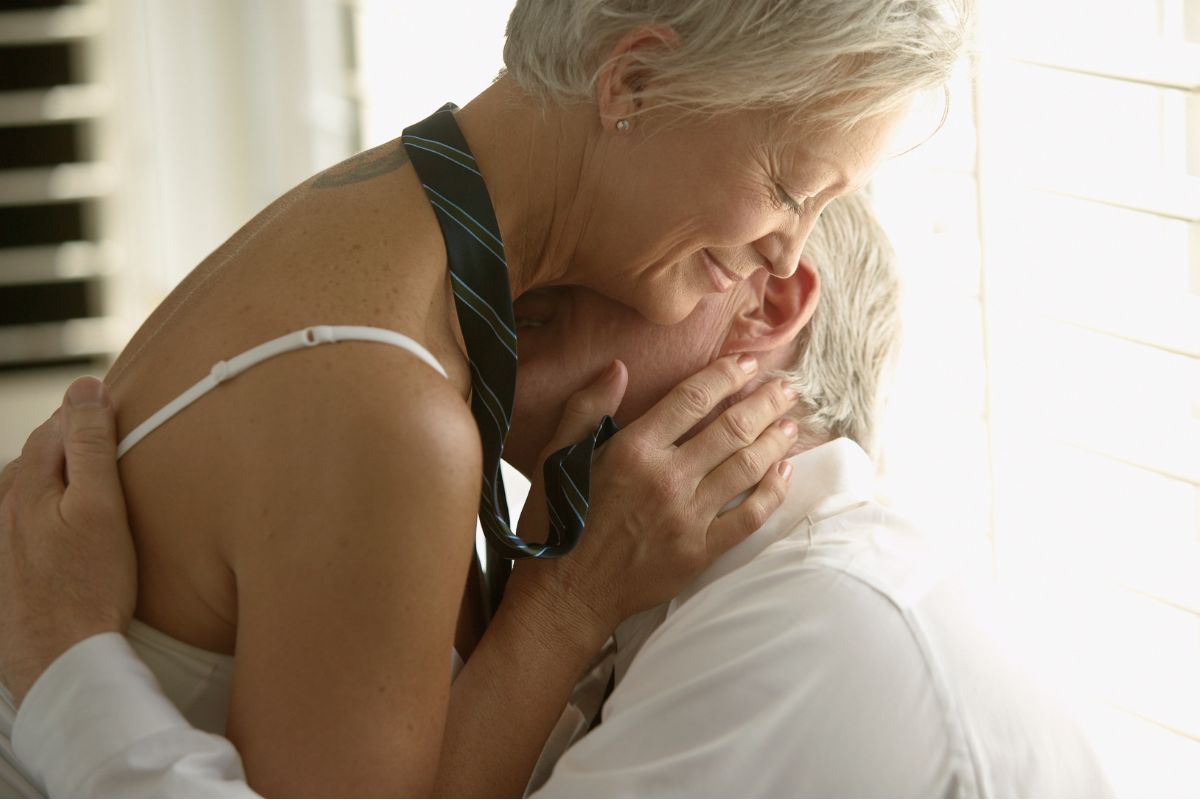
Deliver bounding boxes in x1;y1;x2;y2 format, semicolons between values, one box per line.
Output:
759;214;817;278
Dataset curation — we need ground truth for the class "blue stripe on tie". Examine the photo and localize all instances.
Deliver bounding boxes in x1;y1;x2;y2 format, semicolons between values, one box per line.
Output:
452;291;517;360
559;470;588;523
467;359;512;428
554;465;587;524
450;270;516;342
422;183;504;250
450;273;517;355
485;482;507;525
403;133;479;164
547;501;564;529
402;141;483;177
427;197;508;270
402;141;484;179
466;377;505;434
402;135;481;171
450;294;516;359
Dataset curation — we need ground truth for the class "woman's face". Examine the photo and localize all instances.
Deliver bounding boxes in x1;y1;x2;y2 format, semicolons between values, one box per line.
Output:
570;105;906;325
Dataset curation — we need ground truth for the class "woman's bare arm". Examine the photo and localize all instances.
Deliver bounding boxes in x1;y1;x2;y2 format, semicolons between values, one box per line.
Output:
222;350;482;797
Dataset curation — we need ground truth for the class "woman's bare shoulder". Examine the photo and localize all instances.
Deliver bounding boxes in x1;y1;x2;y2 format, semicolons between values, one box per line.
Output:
236;339;482;501
218;339;483;585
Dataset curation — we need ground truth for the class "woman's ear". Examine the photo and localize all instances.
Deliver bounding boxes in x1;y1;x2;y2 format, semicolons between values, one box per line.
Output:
595;26;680;131
723;258;820;355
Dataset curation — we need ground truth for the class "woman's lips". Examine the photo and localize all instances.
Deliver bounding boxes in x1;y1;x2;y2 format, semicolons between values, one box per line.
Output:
702;249;739;293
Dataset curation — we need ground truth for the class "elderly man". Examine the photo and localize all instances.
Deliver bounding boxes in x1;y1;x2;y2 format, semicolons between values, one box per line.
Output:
0;195;1109;797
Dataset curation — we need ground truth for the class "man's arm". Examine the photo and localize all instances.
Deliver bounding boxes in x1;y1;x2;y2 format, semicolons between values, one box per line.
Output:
13;633;257;798
0;379;257;797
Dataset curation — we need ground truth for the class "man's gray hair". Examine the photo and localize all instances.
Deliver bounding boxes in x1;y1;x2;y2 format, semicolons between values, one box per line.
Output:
778;192;901;458
503;0;968;129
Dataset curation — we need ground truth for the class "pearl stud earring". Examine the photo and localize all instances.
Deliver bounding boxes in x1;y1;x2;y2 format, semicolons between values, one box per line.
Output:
615;118;631;133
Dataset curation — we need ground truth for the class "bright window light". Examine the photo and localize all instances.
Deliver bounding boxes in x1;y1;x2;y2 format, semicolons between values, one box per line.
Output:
357;2;1200;794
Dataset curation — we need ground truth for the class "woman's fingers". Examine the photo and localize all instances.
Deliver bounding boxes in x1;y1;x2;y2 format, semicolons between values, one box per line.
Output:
520;361;800;627
517;361;628;543
625;353;760;448
696;415;799;513
706;459;793;557
680;378;797;474
544;361;628;455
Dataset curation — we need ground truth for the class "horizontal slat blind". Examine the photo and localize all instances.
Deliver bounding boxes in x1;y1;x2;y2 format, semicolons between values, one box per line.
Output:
0;0;119;367
876;1;1199;795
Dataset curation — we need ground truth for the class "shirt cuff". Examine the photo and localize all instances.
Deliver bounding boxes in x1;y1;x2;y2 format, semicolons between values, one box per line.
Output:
12;632;194;797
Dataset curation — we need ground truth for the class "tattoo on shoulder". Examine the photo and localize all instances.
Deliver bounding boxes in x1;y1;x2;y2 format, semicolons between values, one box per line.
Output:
312;142;411;188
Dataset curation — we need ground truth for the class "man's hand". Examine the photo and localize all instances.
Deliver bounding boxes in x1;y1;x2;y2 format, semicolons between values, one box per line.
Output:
0;376;136;706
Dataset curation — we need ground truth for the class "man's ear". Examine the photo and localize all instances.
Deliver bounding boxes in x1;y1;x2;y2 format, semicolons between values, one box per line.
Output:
722;258;820;355
595;26;680;132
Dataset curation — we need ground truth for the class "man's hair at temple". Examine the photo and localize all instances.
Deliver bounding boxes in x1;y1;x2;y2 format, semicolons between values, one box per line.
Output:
776;191;902;459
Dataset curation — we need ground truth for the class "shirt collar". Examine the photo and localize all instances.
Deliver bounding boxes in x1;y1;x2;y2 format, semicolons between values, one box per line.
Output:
614;437;877;655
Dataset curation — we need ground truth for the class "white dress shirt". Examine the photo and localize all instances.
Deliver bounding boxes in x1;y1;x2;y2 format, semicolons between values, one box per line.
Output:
537;438;1112;797
4;439;1111;797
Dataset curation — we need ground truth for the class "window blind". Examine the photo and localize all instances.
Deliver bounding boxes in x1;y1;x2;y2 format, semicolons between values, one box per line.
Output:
0;0;121;367
873;2;1198;795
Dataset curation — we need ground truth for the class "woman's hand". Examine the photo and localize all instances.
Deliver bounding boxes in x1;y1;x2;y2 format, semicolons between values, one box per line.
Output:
510;353;797;648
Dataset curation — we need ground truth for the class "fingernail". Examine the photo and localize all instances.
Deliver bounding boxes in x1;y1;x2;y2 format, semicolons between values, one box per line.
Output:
736;354;757;374
777;461;794;481
778;419;798;438
66;377;106;408
781;381;798;400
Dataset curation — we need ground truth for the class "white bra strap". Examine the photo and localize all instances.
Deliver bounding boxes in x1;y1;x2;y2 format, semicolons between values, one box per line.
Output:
116;325;448;460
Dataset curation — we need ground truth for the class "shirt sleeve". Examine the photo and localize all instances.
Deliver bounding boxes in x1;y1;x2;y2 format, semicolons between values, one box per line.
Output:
13;633;259;798
533;559;954;798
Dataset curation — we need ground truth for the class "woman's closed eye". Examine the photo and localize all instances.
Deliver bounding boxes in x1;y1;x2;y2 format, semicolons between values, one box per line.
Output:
773;183;806;216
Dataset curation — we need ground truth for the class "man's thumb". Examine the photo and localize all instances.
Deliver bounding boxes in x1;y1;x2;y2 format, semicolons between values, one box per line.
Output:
550;360;627;452
61;377;121;497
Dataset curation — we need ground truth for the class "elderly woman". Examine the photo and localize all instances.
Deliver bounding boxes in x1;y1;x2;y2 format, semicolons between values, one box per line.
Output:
0;0;965;796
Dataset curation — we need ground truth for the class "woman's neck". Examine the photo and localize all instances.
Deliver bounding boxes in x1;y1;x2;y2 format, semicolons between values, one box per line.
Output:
455;76;595;300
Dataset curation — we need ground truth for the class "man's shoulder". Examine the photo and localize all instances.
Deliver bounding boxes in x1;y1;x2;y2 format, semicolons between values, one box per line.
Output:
623;503;949;710
594;511;962;797
628;506;1110;797
672;499;948;647
657;525;941;681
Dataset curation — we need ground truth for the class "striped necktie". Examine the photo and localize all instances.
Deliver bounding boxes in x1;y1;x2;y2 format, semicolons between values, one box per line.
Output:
401;105;619;592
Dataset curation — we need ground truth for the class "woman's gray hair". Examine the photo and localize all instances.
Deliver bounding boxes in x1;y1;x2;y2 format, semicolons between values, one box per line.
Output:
503;0;968;128
776;192;901;458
